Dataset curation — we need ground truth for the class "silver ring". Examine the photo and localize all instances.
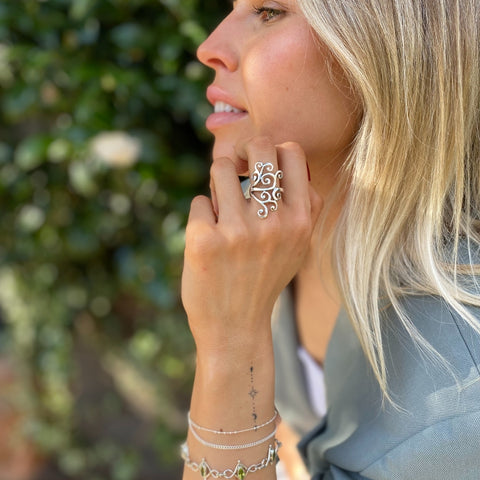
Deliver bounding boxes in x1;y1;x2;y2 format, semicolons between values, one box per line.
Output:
248;162;284;219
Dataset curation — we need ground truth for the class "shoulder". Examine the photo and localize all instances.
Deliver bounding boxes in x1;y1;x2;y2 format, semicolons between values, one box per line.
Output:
379;294;480;420
359;408;480;480
301;294;480;478
382;238;480;399
384;293;480;394
385;294;480;376
302;408;480;479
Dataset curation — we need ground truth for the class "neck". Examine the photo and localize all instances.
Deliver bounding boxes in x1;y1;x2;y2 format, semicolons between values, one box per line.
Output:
304;149;347;280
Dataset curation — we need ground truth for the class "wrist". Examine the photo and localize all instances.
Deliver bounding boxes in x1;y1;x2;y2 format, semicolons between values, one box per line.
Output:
195;340;274;382
184;322;277;480
194;340;274;396
193;322;274;362
191;343;275;429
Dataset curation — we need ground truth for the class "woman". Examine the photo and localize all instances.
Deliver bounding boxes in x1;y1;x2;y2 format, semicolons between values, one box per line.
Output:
181;0;480;478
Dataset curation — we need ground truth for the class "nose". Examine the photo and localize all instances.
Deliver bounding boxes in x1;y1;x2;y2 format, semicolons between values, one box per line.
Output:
197;14;239;72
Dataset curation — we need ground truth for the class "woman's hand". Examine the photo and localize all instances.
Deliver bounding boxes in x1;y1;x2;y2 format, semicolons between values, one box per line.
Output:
182;136;321;357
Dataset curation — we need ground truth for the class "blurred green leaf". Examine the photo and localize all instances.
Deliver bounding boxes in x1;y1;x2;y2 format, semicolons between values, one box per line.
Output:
68;161;99;196
110;23;153;50
70;0;98;21
14;135;50;171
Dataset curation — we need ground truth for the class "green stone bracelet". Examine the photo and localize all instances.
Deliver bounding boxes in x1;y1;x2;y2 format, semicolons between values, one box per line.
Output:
180;439;281;479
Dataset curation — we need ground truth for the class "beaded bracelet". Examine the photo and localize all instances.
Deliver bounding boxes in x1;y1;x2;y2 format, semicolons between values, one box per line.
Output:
189;422;277;450
188;409;279;435
181;439;281;479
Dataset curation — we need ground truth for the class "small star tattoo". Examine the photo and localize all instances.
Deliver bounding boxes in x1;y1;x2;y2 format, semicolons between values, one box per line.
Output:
249;364;258;428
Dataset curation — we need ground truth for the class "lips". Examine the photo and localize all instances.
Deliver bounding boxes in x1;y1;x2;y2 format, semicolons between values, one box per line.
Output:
206;85;246;112
205;85;248;130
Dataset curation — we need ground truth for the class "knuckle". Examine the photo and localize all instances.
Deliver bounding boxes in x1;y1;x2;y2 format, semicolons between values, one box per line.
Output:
290;210;312;238
277;141;305;160
280;141;304;154
210;157;233;177
224;222;250;247
247;135;274;153
257;216;282;245
190;195;205;210
308;188;323;217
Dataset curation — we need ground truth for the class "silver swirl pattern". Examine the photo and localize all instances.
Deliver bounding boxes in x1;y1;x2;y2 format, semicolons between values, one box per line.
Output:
248;162;284;218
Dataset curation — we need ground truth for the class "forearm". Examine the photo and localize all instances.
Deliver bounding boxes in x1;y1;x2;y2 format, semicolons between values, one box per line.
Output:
183;337;277;479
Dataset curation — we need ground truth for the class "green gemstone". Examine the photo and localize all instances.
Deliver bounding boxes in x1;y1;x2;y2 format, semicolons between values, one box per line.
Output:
199;460;210;478
235;463;247;480
268;445;276;464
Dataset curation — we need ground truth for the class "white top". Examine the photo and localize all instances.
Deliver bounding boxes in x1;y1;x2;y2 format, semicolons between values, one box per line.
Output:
276;346;327;480
296;346;327;418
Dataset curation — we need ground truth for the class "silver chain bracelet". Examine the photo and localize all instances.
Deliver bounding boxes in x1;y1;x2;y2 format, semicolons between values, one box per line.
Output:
180;439;281;479
188;409;279;435
189;422;277;450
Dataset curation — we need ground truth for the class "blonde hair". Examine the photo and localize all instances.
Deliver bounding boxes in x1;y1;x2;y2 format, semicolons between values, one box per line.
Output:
299;0;480;399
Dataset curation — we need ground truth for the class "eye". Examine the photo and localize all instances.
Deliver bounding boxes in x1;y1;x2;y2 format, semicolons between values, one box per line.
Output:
253;6;284;22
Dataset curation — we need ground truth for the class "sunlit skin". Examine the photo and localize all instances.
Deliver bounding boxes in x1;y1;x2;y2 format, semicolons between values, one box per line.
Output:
197;0;360;183
184;1;361;478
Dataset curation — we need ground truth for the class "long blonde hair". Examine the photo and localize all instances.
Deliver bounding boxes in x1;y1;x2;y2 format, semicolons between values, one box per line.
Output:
299;0;480;398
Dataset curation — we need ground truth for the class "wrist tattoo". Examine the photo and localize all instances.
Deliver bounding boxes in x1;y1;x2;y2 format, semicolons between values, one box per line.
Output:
249;365;259;428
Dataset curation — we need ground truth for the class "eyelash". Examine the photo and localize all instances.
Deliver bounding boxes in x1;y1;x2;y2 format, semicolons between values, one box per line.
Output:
253;6;284;22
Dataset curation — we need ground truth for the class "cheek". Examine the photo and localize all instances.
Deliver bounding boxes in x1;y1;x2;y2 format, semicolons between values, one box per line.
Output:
245;39;359;157
244;35;311;129
243;31;311;105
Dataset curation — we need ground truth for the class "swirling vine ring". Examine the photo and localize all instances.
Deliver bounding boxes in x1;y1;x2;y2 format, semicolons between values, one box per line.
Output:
247;162;284;219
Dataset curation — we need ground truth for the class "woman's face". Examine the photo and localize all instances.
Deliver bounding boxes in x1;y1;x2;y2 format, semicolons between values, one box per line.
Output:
197;0;360;176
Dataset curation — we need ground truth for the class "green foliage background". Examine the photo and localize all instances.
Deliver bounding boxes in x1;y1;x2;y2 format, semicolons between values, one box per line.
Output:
0;0;228;478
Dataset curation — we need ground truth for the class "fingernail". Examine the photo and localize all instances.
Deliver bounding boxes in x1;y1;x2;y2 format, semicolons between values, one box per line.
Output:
306;162;311;182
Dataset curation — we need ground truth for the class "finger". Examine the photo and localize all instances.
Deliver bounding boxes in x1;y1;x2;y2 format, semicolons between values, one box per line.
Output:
235;137;281;218
187;195;217;227
210;157;247;222
209;177;219;218
235;136;279;177
275;142;310;208
308;184;323;222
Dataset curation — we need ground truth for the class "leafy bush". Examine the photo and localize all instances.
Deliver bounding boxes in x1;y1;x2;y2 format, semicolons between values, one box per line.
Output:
0;0;228;478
